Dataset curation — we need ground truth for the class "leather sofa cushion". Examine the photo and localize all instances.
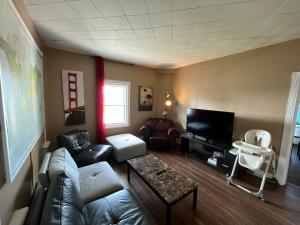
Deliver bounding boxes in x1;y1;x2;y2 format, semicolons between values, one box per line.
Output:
24;187;47;225
73;144;112;168
79;161;123;203
49;148;80;191
40;175;86;225
85;189;153;225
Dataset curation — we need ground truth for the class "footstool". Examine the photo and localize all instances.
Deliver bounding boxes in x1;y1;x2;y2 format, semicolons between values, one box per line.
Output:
106;133;146;162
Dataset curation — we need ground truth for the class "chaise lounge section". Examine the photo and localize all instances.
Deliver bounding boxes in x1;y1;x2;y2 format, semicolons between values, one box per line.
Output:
39;148;123;203
29;147;155;225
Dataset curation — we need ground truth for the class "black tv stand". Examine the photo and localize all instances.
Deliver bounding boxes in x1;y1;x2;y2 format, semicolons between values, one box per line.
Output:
180;134;235;174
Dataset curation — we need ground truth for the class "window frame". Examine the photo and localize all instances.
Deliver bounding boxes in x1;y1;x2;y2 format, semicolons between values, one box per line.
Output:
103;79;130;129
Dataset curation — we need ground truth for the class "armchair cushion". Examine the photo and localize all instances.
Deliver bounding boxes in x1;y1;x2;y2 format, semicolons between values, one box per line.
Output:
140;118;179;149
48;148;80;192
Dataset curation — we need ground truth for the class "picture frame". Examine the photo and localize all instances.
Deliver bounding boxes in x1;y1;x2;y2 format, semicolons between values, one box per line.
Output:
62;70;86;126
138;86;153;111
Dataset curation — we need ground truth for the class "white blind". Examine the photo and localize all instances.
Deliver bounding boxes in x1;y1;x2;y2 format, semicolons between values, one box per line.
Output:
104;80;130;128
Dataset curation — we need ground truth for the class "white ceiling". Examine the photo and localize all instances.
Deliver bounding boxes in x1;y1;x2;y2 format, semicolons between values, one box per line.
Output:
24;0;300;68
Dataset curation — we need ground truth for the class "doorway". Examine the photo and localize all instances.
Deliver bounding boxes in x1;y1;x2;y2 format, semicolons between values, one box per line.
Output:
287;111;300;186
277;72;300;185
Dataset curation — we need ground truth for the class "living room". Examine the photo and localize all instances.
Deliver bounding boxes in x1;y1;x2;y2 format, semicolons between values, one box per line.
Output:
1;0;300;225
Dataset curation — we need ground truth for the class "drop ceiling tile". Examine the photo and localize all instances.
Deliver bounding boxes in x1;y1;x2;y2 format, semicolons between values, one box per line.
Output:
24;0;300;68
68;0;102;19
35;19;94;32
47;2;80;20
88;18;112;30
156;36;172;45
27;4;59;21
287;13;300;26
139;37;157;45
276;0;300;14
201;40;221;48
173;24;193;36
284;24;300;35
149;12;172;27
173;35;189;43
40;0;65;3
197;0;286;23
211;20;239;32
172;43;189;49
205;31;230;40
123;38;143;48
153;26;173;37
234;17;262;30
257;14;295;29
91;0;123;17
190;33;207;42
135;29;155;38
192;22;213;34
68;20;95;32
116;29;137;38
173;0;202;10
145;0;172;13
107;16;131;29
201;0;255;7
127;15;152;29
24;0;42;4
251;27;286;37
118;0;147;15
173;9;198;25
91;30;120;39
226;31;250;40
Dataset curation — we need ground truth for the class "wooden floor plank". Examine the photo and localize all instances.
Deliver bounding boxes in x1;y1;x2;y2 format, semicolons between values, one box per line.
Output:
111;148;300;225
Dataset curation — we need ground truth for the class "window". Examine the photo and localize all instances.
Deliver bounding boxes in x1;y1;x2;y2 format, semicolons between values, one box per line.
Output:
104;80;130;128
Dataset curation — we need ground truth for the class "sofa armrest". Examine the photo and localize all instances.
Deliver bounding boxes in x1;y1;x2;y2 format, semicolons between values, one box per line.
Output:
39;152;52;187
167;127;179;148
140;125;151;140
167;127;179;138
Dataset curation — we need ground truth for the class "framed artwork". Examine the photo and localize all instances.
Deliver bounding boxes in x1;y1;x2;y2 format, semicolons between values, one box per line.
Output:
62;70;85;126
0;0;45;182
138;86;153;111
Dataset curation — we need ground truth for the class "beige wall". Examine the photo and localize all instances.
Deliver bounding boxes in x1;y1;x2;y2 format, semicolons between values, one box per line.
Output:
156;71;176;119
44;48;163;147
0;1;44;225
172;38;300;150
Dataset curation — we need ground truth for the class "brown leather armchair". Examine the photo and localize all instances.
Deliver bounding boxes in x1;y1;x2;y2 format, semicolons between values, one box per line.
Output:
140;118;179;149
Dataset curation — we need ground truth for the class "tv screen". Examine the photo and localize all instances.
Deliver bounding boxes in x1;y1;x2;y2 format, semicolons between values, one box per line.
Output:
186;108;234;146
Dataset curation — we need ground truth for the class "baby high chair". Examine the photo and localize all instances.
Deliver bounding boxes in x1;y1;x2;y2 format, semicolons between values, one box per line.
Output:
227;129;276;200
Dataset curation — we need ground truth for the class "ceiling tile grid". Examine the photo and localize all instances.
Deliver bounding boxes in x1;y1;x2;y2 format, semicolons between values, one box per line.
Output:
24;0;300;68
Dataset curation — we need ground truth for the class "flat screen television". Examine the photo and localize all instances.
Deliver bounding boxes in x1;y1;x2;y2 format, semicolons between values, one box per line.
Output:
186;108;234;146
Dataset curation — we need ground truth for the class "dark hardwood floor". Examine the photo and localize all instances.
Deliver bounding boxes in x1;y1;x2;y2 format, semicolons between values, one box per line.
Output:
287;144;300;187
111;148;300;225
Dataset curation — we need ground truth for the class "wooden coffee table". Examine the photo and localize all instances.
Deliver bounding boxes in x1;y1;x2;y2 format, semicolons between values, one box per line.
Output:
127;154;198;225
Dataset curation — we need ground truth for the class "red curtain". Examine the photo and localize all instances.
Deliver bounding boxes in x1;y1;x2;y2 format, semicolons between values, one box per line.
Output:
95;56;106;144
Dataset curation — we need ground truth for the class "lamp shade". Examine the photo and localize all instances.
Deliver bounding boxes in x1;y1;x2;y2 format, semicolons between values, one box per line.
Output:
165;99;172;107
